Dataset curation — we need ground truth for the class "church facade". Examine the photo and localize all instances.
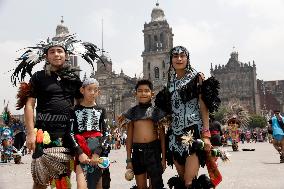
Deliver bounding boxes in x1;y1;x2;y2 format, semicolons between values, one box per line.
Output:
211;51;284;114
92;55;137;124
210;51;260;113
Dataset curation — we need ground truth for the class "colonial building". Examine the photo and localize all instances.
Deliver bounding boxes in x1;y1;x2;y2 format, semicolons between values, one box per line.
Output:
210;51;260;113
258;79;284;114
142;2;173;90
92;55;137;124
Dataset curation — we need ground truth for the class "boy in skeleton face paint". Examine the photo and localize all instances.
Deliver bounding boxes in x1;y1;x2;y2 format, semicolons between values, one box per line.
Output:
71;77;108;189
119;79;167;189
155;46;221;188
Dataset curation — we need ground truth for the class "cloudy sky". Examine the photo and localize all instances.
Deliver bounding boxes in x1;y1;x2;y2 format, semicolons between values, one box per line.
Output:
0;0;284;114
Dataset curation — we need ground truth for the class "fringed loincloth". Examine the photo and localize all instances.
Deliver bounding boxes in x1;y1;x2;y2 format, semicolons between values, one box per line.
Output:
31;147;72;186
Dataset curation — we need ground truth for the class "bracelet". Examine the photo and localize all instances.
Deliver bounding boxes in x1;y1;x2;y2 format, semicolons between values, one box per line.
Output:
202;128;210;132
202;129;211;138
126;158;132;163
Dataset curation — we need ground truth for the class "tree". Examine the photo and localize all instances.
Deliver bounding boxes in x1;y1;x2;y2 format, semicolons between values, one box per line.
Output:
248;114;267;129
213;106;228;124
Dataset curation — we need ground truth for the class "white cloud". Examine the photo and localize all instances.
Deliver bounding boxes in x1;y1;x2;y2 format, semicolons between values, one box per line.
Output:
217;0;284;20
173;19;215;53
83;8;118;40
113;57;143;78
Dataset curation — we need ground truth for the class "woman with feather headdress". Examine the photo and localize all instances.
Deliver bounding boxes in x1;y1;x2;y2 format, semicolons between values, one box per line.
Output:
155;46;221;188
11;34;102;189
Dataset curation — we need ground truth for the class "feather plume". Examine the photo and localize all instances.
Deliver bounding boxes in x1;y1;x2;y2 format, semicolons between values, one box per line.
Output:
11;49;44;86
11;34;102;86
223;101;250;128
16;82;31;110
201;76;221;113
154;86;172;114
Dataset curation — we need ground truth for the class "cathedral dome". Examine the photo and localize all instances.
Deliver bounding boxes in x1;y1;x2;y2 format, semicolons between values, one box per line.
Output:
151;3;166;22
55;17;69;37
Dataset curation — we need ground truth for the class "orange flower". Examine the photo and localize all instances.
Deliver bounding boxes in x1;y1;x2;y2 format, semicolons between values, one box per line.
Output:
36;129;44;143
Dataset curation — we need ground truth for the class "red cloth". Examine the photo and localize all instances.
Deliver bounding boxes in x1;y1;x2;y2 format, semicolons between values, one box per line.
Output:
75;131;102;157
206;152;222;186
210;130;220;135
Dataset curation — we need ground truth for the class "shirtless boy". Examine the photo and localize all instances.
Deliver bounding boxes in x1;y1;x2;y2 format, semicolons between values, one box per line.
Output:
120;80;166;189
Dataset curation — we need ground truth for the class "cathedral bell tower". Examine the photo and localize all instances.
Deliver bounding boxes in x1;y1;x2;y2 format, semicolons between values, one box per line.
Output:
142;2;173;89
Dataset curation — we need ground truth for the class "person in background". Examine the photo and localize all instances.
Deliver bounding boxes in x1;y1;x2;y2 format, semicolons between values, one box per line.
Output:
271;110;284;163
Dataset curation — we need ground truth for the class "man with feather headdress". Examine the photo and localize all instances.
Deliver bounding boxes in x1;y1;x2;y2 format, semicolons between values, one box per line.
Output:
224;102;250;151
11;34;102;189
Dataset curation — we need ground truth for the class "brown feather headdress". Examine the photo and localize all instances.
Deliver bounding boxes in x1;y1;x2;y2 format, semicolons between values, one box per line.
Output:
16;82;31;110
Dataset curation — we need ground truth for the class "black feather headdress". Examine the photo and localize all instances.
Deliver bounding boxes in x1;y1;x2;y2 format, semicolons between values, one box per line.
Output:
11;34;103;86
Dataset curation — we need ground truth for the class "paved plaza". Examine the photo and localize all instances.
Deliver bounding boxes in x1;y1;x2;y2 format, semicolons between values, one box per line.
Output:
0;142;284;189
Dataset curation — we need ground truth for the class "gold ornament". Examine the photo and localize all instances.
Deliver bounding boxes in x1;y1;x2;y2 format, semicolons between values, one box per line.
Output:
181;130;194;146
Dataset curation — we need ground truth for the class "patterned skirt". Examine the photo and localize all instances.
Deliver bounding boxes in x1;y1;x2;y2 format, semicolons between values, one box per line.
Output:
166;125;206;167
31;147;72;186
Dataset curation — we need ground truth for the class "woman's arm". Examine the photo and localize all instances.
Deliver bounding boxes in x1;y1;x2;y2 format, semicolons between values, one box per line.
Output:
198;73;209;131
198;74;211;151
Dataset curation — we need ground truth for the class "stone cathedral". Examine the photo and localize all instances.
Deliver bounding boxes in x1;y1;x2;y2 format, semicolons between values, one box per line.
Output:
210;51;260;113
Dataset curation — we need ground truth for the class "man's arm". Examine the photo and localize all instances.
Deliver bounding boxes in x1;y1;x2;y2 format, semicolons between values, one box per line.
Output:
126;121;134;169
24;97;36;152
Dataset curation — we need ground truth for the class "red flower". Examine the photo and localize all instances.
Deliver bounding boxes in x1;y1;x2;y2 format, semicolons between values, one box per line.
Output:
36;129;44;143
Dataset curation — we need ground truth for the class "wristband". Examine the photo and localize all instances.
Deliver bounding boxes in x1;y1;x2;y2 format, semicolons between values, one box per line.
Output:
202;128;210;132
202;129;211;138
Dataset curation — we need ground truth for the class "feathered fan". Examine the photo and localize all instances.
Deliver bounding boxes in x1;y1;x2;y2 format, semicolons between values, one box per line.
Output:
223;101;250;128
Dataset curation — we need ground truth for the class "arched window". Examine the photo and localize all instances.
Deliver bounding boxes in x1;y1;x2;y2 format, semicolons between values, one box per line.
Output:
160;33;164;44
154;67;159;79
148;62;151;70
163;72;165;78
154;35;158;41
148;73;151;79
148;35;151;51
162;60;165;68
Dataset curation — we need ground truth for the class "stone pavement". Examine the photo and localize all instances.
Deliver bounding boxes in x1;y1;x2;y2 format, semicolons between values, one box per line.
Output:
0;142;284;189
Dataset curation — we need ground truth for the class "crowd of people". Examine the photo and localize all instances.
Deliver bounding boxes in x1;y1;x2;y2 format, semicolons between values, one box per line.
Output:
0;106;26;164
